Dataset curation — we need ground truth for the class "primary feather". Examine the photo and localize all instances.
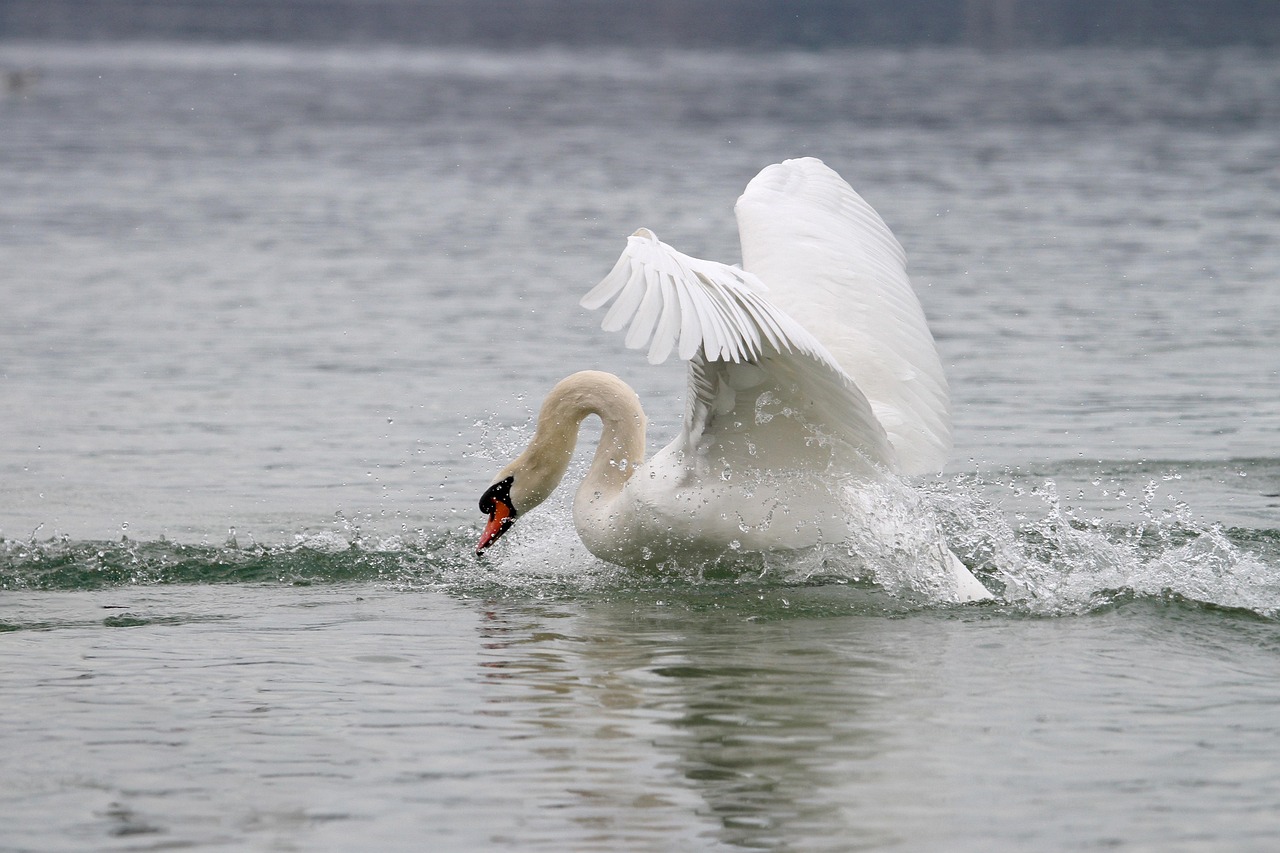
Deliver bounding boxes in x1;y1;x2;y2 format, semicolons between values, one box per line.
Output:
735;158;952;474
582;158;952;477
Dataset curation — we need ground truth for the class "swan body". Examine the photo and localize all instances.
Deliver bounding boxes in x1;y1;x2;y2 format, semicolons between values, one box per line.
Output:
477;158;990;602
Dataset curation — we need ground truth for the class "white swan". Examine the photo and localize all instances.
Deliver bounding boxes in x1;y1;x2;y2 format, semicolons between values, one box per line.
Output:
476;157;990;602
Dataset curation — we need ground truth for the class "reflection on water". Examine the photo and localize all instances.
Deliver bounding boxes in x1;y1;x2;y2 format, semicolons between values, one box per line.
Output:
473;596;899;850
467;591;1280;851
4;581;1280;850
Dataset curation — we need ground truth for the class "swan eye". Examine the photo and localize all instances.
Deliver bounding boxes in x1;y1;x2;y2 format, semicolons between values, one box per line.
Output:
478;476;516;516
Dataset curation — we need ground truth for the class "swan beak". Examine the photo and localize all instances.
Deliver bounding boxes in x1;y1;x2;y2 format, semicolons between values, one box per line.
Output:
476;499;515;554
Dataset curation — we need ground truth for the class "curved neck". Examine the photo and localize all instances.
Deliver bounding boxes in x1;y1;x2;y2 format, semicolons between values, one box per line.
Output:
506;370;646;512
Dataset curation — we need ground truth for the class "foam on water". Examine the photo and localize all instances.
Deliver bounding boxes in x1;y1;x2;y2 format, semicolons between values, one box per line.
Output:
4;468;1276;623
931;472;1280;618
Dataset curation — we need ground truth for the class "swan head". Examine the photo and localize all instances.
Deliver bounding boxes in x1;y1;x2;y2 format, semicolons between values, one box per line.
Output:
475;460;560;554
476;475;518;553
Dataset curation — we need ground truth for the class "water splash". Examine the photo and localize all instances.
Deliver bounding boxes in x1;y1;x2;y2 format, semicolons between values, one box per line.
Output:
4;468;1276;618
833;474;980;604
928;473;1280;618
470;461;1280;616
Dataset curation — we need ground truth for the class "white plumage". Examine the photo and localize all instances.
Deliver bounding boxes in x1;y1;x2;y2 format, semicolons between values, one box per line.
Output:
477;157;989;602
582;157;951;477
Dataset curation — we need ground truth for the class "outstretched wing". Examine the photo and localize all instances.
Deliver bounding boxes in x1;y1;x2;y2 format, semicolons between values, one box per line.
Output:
735;158;952;475
581;228;895;473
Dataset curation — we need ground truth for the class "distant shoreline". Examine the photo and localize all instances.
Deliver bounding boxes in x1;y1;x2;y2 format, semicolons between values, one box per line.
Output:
2;0;1279;49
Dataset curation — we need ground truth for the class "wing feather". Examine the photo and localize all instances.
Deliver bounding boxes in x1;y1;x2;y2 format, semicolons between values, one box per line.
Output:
674;273;702;361
580;250;631;310
624;265;664;350
735;157;952;475
648;273;681;364
581;227;895;470
583;228;839;371
600;262;647;333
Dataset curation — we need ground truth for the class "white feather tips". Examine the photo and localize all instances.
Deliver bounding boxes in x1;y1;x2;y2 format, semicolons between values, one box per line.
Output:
582;229;836;370
732;157;954;475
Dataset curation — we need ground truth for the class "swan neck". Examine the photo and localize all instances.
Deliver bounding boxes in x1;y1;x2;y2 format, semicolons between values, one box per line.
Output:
510;370;646;512
581;385;647;499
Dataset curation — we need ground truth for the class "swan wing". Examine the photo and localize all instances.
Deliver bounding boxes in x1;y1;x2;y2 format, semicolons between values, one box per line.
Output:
581;228;895;471
735;157;952;475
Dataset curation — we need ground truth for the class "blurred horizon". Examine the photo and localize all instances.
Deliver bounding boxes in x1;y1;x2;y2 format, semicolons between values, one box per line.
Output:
2;0;1279;49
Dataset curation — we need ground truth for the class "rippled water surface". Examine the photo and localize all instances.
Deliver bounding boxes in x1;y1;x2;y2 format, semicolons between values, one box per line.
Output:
2;41;1280;851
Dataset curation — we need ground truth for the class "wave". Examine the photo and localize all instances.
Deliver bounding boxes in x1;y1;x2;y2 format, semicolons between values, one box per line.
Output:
4;473;1277;622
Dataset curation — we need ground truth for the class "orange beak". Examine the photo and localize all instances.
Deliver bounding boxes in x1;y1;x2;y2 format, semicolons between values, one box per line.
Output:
476;499;515;554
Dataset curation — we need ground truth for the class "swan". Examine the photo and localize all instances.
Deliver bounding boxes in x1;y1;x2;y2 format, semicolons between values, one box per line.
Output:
476;157;990;602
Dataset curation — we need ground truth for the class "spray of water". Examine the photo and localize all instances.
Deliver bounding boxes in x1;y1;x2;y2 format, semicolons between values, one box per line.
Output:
449;431;1280;616
926;473;1280;617
5;427;1276;618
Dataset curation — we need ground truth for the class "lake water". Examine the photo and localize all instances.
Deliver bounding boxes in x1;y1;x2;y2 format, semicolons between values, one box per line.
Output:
2;41;1279;851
